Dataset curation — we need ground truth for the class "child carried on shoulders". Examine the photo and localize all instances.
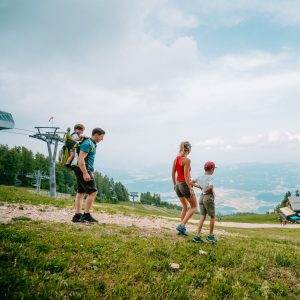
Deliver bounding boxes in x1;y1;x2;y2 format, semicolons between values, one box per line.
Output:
64;124;86;168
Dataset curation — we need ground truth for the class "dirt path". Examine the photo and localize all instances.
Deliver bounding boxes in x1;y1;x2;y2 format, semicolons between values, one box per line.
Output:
160;216;300;229
212;221;300;229
0;204;234;236
1;204;299;233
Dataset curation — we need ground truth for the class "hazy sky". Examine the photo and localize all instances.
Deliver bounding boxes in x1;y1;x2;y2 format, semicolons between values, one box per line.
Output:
1;0;300;170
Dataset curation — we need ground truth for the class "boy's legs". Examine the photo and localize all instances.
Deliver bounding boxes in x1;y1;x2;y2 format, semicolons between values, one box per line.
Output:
66;149;75;165
196;214;206;236
207;215;217;243
193;195;206;242
204;195;218;242
209;216;215;235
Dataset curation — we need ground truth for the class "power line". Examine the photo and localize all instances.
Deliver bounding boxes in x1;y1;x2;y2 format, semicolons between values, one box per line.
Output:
14;127;35;133
0;130;29;136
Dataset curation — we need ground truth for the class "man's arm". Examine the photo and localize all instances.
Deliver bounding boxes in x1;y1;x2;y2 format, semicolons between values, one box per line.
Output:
78;151;91;181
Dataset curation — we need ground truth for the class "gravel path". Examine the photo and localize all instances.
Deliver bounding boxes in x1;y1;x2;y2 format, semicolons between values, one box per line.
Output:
1;204;299;233
0;204;234;236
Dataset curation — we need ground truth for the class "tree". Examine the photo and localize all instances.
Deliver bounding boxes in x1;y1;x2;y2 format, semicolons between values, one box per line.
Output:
0;145;22;185
18;147;35;186
0;144;130;200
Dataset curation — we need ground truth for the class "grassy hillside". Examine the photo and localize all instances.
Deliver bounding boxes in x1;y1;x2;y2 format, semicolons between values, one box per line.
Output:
1;185;300;299
219;213;279;224
0;186;283;224
0;185;182;219
0;220;299;299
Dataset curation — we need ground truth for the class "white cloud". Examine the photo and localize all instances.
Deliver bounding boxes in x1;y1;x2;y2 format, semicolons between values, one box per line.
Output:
238;131;300;147
195;138;233;151
267;130;282;143
238;134;264;146
1;1;300;167
158;7;199;28
215;52;288;72
197;138;225;147
286;132;300;143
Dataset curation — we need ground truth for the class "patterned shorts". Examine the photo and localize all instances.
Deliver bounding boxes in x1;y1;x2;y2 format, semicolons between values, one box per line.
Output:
199;194;215;217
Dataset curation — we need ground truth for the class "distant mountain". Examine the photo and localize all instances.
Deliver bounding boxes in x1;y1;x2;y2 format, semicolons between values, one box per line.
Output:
99;163;300;214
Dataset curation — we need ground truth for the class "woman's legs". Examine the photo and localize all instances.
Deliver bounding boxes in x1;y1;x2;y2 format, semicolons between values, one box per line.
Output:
181;192;197;227
179;197;188;221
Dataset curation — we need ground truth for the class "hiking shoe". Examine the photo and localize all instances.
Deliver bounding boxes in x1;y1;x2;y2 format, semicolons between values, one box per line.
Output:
206;235;218;243
72;213;82;223
193;236;205;243
176;224;189;236
80;213;98;223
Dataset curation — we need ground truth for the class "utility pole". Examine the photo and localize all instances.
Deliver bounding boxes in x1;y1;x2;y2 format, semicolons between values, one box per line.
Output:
26;170;50;194
129;192;139;206
109;186;118;203
30;127;64;198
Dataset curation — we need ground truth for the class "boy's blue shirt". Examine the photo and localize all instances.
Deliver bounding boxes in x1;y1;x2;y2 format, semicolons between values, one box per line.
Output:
80;138;97;171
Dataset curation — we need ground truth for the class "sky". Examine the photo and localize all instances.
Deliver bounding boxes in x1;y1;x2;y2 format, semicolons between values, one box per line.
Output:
1;0;300;172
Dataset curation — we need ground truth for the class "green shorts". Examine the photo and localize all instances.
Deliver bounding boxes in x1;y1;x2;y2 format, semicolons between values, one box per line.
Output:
199;194;215;217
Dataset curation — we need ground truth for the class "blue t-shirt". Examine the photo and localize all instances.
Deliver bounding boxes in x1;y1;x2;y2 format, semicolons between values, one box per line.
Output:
80;138;97;171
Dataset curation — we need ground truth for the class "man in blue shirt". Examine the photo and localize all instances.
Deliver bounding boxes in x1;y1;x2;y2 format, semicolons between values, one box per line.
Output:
72;127;105;223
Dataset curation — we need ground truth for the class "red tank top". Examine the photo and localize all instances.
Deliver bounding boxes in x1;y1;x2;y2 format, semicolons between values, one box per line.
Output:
175;156;190;182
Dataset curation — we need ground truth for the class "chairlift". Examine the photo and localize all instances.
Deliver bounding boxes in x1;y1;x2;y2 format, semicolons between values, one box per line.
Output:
14;179;22;186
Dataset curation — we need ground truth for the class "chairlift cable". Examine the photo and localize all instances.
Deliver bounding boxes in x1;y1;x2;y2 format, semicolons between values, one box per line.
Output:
0;130;29;136
14;127;36;133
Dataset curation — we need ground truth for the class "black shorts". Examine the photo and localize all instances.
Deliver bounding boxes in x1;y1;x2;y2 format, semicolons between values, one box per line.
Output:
175;181;191;198
73;167;98;195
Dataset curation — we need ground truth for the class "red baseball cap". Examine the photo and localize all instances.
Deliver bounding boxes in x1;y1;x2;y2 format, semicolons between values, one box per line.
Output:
204;161;217;169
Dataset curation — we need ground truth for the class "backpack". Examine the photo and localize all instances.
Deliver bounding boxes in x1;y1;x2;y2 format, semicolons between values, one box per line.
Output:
70;137;95;168
58;130;77;166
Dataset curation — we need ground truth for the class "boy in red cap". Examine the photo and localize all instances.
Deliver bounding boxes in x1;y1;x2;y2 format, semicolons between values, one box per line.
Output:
191;161;218;243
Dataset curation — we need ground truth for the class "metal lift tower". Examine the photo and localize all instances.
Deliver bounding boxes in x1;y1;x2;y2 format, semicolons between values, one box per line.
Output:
30;127;64;197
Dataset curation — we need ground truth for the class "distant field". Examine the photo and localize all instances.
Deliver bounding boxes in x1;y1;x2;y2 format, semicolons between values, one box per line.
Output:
219;213;280;224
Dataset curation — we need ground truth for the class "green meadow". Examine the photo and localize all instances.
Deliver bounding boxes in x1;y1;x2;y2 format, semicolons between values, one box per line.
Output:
219;213;280;224
0;186;300;299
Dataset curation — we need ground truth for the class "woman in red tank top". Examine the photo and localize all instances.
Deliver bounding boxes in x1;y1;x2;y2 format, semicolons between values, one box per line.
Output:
172;141;197;236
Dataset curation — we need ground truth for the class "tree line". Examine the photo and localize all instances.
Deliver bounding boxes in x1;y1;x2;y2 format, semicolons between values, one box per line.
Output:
0;144;129;203
140;191;182;210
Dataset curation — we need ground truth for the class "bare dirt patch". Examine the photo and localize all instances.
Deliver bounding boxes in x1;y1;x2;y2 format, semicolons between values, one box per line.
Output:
0;203;235;236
